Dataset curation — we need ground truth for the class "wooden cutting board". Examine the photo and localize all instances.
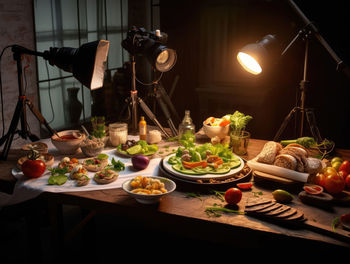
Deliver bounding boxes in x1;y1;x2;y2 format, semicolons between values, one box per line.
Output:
253;170;304;190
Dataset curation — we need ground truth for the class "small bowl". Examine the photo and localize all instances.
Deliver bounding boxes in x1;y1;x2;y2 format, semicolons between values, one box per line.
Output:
21;142;48;153
202;121;230;139
80;137;105;157
51;130;85;155
122;176;176;204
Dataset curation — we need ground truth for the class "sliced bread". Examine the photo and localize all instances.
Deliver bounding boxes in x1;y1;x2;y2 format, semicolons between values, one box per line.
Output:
274;154;297;170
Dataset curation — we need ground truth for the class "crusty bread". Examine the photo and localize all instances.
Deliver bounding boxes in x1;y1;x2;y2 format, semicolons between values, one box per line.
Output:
257;141;283;164
279;146;308;172
305;157;322;174
274;154;297;170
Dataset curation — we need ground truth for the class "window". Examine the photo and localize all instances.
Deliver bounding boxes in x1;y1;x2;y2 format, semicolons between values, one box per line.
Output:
33;0;128;130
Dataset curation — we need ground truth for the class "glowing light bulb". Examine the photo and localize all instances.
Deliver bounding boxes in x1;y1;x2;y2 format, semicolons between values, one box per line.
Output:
156;50;169;64
237;52;262;75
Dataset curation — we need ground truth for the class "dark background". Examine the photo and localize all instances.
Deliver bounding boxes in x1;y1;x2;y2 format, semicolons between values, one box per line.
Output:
153;0;350;148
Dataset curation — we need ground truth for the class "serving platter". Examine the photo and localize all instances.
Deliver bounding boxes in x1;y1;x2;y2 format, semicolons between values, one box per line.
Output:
162;153;245;181
159;158;251;190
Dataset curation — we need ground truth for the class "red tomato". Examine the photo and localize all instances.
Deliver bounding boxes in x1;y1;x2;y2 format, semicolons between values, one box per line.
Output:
345;175;350;189
314;173;326;187
339;160;350;174
236;182;253;190
339;170;349;180
324;173;345;194
224;187;242;205
303;184;323;195
22;159;46;178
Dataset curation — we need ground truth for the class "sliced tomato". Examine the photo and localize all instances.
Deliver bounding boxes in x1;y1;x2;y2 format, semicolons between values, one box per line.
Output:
237;182;253;190
303;184;323;195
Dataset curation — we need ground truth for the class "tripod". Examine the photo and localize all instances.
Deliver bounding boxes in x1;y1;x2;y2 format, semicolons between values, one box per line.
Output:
0;46;57;160
273;30;323;142
123;56;179;138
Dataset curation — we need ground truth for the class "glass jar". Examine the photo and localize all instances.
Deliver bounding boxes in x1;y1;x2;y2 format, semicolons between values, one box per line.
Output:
109;122;128;146
178;110;195;142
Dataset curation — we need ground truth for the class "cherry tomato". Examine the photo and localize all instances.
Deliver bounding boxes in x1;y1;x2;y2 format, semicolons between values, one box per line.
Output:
345;175;350;189
339;160;350;174
224;187;242;205
324;173;345;195
339;170;349;180
22;159;46;178
236;182;253;190
303;184;323;195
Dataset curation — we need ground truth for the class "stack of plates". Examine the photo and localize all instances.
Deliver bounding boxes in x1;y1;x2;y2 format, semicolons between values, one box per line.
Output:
159;154;252;189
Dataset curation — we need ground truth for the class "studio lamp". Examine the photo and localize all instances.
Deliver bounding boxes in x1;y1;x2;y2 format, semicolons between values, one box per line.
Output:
0;40;109;160
237;0;350;143
122;27;178;137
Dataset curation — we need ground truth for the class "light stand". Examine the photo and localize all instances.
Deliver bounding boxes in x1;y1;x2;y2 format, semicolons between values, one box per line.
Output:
126;55;173;138
122;27;178;138
0;40;109;160
273;0;350;142
273;28;323;142
0;46;58;160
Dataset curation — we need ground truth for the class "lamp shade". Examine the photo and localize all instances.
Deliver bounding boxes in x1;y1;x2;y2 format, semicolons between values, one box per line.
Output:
237;34;279;75
44;40;109;89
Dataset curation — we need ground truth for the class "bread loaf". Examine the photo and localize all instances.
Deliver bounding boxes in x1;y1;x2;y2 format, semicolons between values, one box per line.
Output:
274;154;297;170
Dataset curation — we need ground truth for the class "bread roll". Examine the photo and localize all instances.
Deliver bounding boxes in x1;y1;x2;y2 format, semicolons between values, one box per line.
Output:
257;141;282;164
305;157;322;174
274;154;297;170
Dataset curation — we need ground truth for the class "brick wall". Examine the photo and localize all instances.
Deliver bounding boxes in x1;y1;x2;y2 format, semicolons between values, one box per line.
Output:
0;0;40;150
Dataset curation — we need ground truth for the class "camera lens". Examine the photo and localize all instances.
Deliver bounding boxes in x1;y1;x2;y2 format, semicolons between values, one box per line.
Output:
156;50;169;64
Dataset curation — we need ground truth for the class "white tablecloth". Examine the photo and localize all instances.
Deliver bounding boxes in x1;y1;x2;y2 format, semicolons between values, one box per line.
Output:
0;136;161;207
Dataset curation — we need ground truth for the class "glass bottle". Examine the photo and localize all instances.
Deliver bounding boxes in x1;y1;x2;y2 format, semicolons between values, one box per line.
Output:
178;110;195;142
139;116;147;140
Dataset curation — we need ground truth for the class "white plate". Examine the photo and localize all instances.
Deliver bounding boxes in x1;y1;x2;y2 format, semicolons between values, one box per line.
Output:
162;154;245;181
122;175;176;204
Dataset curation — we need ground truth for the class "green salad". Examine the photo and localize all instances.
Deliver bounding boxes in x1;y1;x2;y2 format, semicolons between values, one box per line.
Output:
168;143;241;175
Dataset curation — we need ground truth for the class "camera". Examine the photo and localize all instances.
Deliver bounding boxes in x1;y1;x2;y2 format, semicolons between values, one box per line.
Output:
122;26;176;72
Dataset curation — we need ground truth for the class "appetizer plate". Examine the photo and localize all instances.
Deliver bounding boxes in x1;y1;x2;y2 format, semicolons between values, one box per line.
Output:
122;175;176;204
162;153;245;181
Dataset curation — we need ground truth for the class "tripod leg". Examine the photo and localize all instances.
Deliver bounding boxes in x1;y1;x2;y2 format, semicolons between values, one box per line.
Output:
155;88;178;136
0;98;24;160
138;98;171;138
157;82;180;123
26;99;57;137
273;107;300;142
305;108;323;143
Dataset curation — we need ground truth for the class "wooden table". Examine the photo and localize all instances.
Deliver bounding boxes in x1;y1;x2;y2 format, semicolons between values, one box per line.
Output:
1;138;350;251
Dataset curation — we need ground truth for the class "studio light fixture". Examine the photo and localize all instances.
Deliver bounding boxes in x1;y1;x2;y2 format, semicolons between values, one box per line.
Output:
0;40;109;160
122;27;178;137
237;0;350;143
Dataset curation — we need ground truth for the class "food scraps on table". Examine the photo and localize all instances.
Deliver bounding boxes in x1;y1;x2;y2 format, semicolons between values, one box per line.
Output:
129;176;167;195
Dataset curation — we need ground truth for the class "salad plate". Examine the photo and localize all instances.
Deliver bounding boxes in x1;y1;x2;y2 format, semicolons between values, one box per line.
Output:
162;153;245;181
